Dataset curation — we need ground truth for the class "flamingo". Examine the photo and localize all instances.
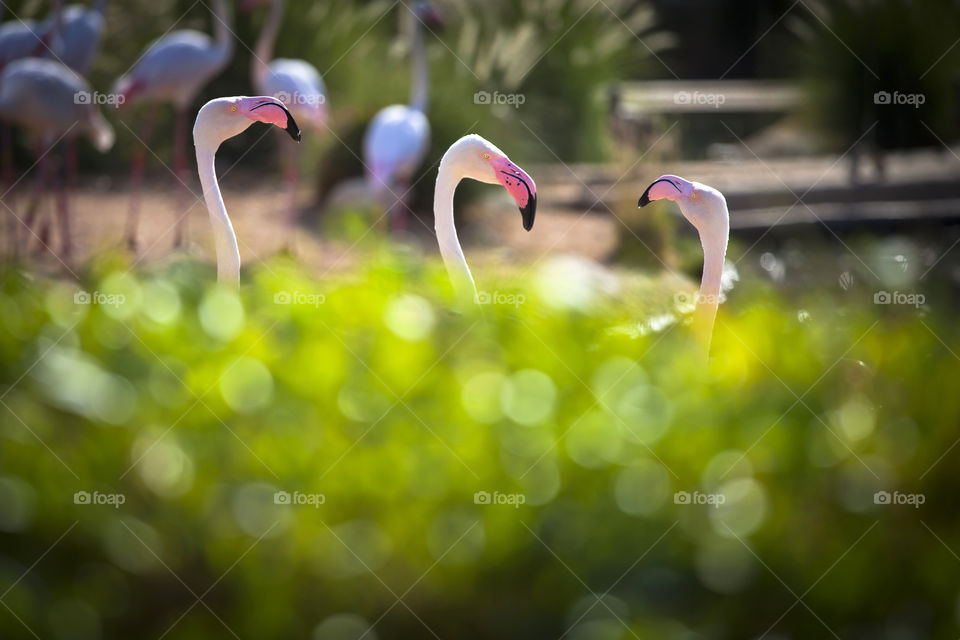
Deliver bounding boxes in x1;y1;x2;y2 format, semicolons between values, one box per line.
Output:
0;4;63;197
42;0;106;75
637;175;730;352
0;57;114;260
193;96;300;284
112;0;233;250
362;0;440;233
434;134;537;301
244;0;327;218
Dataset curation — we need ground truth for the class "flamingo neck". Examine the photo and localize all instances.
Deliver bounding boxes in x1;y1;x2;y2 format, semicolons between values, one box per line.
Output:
196;138;241;284
693;226;728;353
253;0;284;89
434;155;476;301
211;0;234;58
410;11;428;113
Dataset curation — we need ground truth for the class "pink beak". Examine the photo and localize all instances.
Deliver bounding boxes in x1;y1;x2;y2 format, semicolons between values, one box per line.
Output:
490;157;537;231
638;175;687;207
240;97;301;142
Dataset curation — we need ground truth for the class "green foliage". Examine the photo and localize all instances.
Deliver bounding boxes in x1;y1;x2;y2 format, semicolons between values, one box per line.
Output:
0;250;957;639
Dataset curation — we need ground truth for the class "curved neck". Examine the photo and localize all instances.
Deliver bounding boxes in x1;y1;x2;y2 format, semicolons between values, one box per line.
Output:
434;156;476;301
410;11;428;112
693;227;728;353
253;0;284;88
210;0;233;57
196;138;241;285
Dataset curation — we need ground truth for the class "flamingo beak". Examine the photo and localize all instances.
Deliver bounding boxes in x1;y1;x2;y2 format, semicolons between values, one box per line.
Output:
491;158;537;231
638;177;683;207
246;98;301;142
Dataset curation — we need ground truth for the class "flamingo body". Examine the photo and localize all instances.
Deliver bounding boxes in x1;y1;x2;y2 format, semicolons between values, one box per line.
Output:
42;3;105;74
114;30;231;108
0;57;112;149
257;58;326;130
363;104;429;194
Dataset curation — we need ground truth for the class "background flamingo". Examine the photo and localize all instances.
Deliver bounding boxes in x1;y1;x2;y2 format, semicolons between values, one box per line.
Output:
638;174;730;352
42;0;105;75
245;0;327;219
194;96;300;284
362;0;440;233
0;57;114;260
434;134;536;300
112;0;232;250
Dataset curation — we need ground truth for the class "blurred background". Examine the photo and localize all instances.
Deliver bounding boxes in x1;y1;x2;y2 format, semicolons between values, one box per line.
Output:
1;0;960;638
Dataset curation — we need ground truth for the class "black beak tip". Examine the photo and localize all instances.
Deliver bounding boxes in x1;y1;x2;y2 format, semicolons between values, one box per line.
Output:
286;120;301;143
521;196;536;231
638;194;650;208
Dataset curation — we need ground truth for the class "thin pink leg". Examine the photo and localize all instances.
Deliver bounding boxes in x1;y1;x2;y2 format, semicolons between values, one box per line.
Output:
390;182;409;234
125;104;159;251
1;124;16;258
21;140;47;249
55;147;72;262
172;106;188;247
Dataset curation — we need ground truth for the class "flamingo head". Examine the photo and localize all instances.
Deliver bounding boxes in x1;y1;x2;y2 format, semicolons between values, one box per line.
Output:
447;135;537;231
194;96;301;145
414;0;445;30
638;174;728;236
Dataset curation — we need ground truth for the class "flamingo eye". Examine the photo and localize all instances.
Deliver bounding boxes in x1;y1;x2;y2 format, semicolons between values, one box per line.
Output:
481;153;490;160
230;105;238;113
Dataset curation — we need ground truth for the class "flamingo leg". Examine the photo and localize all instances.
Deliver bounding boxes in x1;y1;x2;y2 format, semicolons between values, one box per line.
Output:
1;124;16;259
21;140;48;249
124;104;160;251
55;146;72;262
390;181;410;234
172;106;188;247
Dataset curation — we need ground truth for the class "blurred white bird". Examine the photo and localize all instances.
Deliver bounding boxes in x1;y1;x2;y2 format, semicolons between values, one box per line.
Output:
245;0;327;218
112;0;233;250
362;0;441;233
0;57;114;260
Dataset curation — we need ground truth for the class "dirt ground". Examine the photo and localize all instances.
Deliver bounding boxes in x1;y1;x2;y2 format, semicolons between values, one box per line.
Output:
0;175;622;279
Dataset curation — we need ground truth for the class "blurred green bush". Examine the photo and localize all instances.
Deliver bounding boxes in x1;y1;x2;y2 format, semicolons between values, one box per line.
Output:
0;248;958;639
